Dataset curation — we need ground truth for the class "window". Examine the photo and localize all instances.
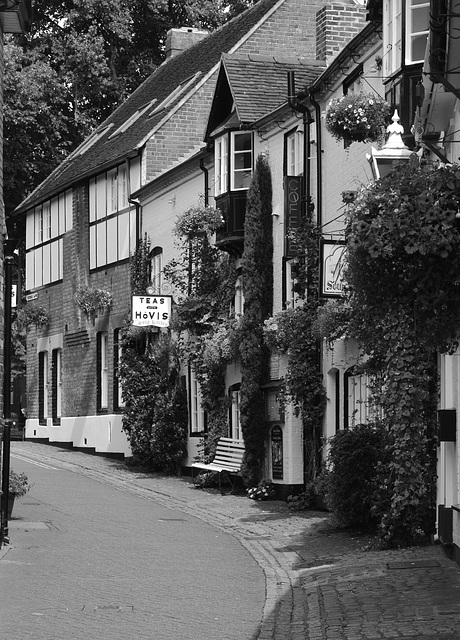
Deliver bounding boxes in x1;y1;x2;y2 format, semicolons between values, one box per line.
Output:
234;273;244;316
89;159;139;269
231;132;253;190
39;351;48;424
113;329;124;410
25;190;72;290
230;387;241;440
215;136;228;196
51;349;62;424
149;72;201;117
75;124;113;156
406;0;430;64
345;369;370;428
383;0;429;76
97;332;109;411
285;129;304;176
150;247;163;294
108;101;156;139
214;131;253;196
190;369;205;434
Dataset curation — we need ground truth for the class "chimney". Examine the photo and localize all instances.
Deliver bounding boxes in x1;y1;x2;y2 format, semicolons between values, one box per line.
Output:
316;3;367;64
165;27;209;60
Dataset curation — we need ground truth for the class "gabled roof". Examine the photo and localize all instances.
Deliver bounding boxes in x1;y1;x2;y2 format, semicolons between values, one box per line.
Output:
206;53;325;139
16;0;283;214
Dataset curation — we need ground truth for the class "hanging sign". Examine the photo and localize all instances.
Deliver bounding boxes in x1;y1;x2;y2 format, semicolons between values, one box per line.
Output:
132;295;172;328
271;426;283;480
284;175;303;258
320;239;346;297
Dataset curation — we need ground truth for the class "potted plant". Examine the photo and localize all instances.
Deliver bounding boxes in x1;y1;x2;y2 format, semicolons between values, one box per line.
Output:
7;470;31;517
325;92;392;148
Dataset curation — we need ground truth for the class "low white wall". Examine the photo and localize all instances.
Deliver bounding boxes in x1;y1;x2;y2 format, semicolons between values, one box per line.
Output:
25;415;131;457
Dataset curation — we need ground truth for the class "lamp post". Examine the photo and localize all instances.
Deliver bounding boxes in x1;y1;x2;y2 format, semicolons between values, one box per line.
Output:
1;253;14;545
367;110;422;180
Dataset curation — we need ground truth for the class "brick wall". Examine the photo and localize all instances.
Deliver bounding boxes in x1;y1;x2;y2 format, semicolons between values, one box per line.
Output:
239;0;327;59
26;181;132;423
316;3;367;63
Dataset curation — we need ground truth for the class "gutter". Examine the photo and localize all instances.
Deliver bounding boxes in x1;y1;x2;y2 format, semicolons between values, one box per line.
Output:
287;71;313;219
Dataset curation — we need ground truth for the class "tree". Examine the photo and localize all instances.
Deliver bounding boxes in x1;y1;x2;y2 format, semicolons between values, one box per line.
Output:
5;0;259;218
239;154;273;486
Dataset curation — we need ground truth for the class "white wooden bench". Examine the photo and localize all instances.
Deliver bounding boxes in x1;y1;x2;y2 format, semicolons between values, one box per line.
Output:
191;437;245;494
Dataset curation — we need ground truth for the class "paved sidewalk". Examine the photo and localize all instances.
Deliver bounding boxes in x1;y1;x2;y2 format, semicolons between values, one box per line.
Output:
3;441;460;640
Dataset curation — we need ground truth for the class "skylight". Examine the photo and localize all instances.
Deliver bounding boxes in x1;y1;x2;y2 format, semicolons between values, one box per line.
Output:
75;124;114;156
149;72;202;117
108;100;157;139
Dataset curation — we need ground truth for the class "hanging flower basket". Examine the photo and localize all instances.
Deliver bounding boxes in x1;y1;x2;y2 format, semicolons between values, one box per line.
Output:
75;287;112;317
325;93;392;148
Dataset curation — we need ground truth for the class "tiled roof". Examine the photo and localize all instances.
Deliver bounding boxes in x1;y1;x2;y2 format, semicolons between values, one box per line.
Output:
16;0;282;214
221;53;325;125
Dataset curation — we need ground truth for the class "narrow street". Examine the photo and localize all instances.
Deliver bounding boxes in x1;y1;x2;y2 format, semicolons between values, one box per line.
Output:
1;445;265;640
3;442;460;640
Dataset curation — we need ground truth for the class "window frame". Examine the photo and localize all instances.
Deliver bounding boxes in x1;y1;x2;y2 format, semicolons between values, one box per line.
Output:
190;368;205;435
25;189;72;291
51;348;62;425
214;131;253;197
97;331;109;412
150;247;164;295
113;329;125;411
39;351;49;425
383;0;429;76
89;163;137;270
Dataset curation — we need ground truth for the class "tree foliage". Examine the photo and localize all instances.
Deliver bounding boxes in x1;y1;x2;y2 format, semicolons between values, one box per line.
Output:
119;330;188;472
164;205;238;459
344;160;460;545
5;0;259;217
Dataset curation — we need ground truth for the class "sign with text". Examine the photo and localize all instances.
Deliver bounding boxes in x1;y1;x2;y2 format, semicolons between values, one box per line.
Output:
132;295;172;328
284;175;303;258
321;239;346;297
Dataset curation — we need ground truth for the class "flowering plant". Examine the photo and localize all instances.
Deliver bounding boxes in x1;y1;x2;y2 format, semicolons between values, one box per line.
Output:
75;287;112;316
326;93;391;148
17;303;50;329
247;481;276;501
174;205;224;238
9;470;31;497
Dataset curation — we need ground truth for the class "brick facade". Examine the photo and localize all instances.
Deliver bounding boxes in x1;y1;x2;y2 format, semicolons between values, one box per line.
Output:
316;3;367;63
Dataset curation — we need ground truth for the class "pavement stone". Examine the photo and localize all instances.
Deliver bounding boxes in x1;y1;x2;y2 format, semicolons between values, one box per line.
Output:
3;441;460;640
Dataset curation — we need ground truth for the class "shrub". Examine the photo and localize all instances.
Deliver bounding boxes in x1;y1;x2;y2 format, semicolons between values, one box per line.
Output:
320;423;391;531
9;470;31;497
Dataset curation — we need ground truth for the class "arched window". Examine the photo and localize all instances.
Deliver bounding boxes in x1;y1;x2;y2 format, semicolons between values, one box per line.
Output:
149;247;163;294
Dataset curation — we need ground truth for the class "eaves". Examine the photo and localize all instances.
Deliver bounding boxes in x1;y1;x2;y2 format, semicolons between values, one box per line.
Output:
305;21;381;100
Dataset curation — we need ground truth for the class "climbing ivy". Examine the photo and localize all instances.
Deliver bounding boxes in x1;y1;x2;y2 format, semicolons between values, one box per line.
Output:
130;234;151;295
263;200;326;482
344;160;460;545
164;204;239;460
239;154;273;486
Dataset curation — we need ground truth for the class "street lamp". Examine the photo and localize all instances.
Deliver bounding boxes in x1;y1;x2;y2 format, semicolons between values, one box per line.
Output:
367;110;422;180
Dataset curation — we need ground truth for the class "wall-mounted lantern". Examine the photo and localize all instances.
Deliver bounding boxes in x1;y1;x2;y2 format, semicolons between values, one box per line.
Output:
367;110;421;180
0;0;32;34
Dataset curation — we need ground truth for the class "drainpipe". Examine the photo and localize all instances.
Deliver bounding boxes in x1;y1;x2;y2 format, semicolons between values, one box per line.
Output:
287;71;313;217
308;90;322;231
200;158;209;207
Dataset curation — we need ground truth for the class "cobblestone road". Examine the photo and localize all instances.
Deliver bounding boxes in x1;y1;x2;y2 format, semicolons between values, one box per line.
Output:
3;441;460;640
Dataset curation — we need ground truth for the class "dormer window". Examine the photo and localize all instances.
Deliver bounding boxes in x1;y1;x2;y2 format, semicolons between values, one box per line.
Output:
383;0;429;76
214;131;253;196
